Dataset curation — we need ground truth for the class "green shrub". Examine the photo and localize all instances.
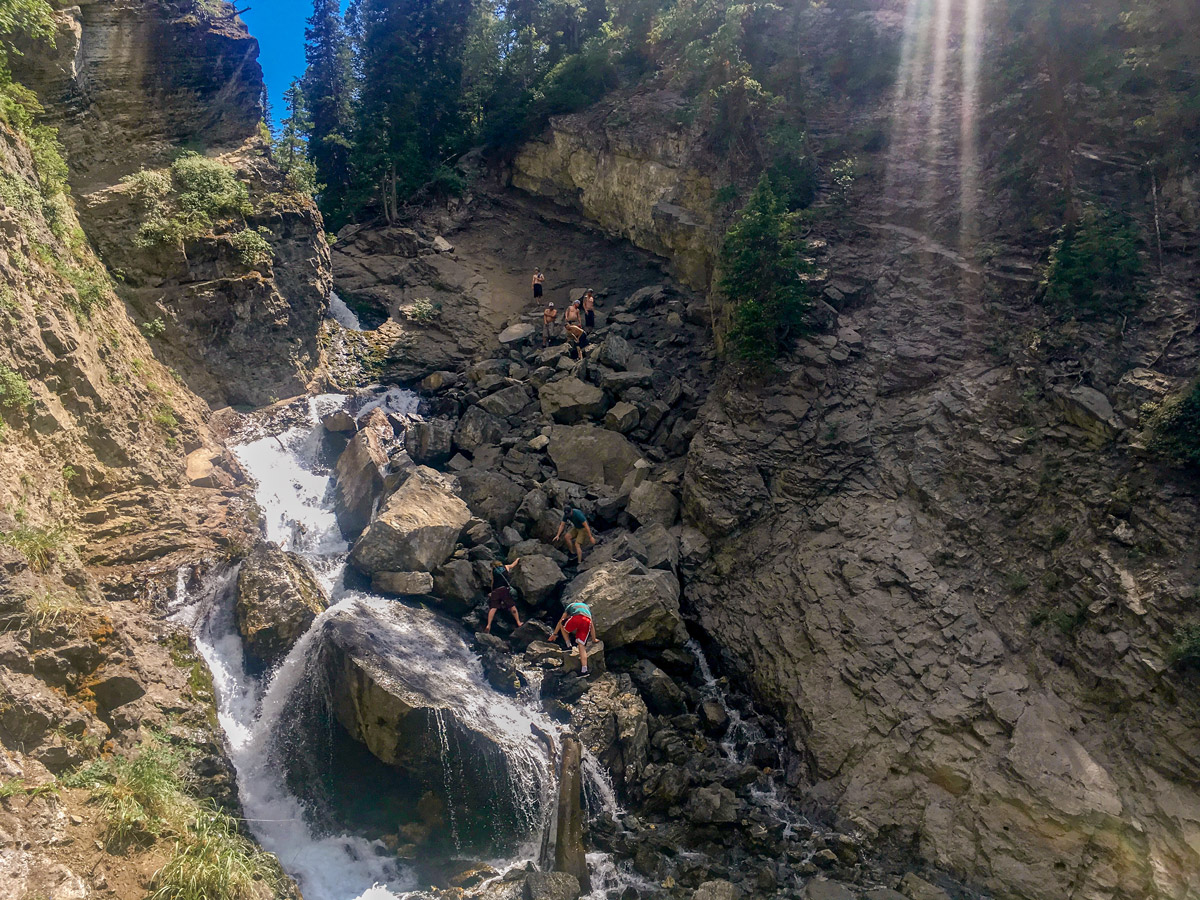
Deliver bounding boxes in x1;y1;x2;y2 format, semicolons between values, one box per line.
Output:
63;262;111;316
141;317;167;338
227;228;273;268
409;297;440;324
1168;624;1200;669
718;174;813;364
1006;571;1030;594
125;155;253;250
1041;205;1144;317
0;363;33;410
1148;380;1200;467
428;165;465;198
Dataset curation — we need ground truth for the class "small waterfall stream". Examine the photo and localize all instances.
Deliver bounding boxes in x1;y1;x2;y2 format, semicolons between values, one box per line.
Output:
171;393;624;899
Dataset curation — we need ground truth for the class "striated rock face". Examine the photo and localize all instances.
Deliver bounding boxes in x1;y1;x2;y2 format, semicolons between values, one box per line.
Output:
12;2;329;408
510;91;718;290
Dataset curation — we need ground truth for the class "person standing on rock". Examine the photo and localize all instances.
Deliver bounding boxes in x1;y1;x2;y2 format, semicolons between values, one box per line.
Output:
564;296;581;329
554;507;596;565
582;289;596;329
550;599;593;677
486;557;523;633
542;300;558;347
532;268;545;302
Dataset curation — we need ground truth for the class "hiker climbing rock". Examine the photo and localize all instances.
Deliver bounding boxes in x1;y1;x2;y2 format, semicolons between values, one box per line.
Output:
532;267;545;301
486;557;523;633
554;507;596;565
550;599;593;677
582;289;596;329
565;323;588;361
542;300;558;347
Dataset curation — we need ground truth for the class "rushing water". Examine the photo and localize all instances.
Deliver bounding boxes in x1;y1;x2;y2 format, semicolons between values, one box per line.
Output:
328;291;363;331
170;393;625;899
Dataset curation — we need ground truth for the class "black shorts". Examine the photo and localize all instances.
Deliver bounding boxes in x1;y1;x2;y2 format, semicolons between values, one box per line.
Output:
533;283;543;298
489;587;515;611
584;310;595;328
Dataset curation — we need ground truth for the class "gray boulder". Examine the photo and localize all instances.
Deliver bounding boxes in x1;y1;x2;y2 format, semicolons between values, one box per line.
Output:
372;571;434;596
478;384;533;418
321;409;356;432
693;882;738;900
687;784;740;824
404;419;455;466
540;377;609;424
457;469;526;531
560;559;686;649
806;880;857;900
432;559;478;615
333;427;387;538
512;555;565;605
454;406;504;454
636;523;679;571
525;871;581;900
604;401;640;434
548;424;642;489
350;467;471;574
597;334;633;370
627;481;679;528
630;660;686;716
236;546;328;668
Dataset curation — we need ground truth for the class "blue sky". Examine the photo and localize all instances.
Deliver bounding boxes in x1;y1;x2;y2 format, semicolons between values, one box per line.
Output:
242;0;348;127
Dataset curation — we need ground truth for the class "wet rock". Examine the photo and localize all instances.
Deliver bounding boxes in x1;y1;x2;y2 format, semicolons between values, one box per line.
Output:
458;469;526;531
404;419;455;466
698;700;729;736
629;660;687;716
512;556;566;605
322;409;357;432
333;426;388;538
687;784;740;823
455;405;505;454
627;481;679;528
548;424;642;489
525;871;581;900
605;401;640;434
540;377;609;424
571;673;648;794
236;546;328;667
805;879;856;900
432;559;479;615
561;559;686;650
350;467;471;574
693;880;737;900
372;571;435;596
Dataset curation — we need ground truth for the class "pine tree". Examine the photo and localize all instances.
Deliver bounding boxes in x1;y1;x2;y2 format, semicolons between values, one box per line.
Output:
302;0;355;228
274;79;319;196
718;174;812;364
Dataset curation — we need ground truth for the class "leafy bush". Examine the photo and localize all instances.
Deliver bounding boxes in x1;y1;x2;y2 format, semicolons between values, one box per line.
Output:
766;151;816;211
1168;624;1200;669
227;228;273;268
1148;379;1200;466
0;362;33;409
718;174;813;364
409;297;440;324
1041;205;1144;317
428;165;465;198
141;317;167;338
63;262;111;316
125;155;252;249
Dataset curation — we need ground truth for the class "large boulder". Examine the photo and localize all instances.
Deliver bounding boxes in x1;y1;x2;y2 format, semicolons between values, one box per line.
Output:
569;672;648;796
540;377;609;424
372;571;435;596
511;555;565;605
454;406;504;454
478;384;533;418
333;426;387;539
525;871;581;900
235;546;328;668
627;481;679;528
548;425;642;489
432;559;480;615
596;334;633;371
604;401;640;434
457;469;526;531
560;559;686;649
350;467;471;574
404;419;455;466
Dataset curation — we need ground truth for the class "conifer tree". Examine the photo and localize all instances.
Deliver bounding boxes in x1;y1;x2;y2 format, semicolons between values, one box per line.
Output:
302;0;355;228
274;79;319;196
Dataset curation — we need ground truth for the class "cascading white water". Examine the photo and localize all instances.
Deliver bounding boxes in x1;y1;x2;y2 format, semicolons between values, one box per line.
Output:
328;291;363;331
173;392;626;900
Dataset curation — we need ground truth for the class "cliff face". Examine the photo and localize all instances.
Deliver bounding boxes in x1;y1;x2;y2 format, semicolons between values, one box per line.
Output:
509;4;1200;900
13;0;329;408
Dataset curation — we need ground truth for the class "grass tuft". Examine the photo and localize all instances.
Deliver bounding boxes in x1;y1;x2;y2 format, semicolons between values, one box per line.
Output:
0;524;71;571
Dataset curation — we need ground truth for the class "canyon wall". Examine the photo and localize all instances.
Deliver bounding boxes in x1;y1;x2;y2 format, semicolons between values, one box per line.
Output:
509;5;1200;900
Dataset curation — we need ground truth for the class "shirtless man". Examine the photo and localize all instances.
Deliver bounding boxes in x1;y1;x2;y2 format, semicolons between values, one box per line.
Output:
582;289;596;329
542;300;558;347
564;297;581;328
532;268;545;302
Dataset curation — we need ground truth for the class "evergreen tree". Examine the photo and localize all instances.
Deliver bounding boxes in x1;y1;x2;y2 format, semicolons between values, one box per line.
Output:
718;174;812;364
273;79;319;196
302;0;355;228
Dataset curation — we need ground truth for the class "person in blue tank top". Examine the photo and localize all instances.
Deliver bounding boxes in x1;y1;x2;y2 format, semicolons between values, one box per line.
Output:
550;599;593;677
553;507;596;565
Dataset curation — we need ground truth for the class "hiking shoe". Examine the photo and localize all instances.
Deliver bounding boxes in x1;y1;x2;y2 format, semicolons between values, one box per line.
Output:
578;667;589;677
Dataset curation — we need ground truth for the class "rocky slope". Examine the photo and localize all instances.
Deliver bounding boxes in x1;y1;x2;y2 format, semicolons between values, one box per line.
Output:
504;4;1200;900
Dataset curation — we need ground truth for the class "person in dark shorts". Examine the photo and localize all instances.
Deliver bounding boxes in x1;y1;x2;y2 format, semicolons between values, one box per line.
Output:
532;268;545;301
582;289;596;329
553;507;596;564
564;297;581;329
486;557;522;633
565;323;588;361
550;599;593;676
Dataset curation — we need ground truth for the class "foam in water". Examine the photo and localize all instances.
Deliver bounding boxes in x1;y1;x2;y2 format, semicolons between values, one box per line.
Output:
173;393;641;900
328;291;363;331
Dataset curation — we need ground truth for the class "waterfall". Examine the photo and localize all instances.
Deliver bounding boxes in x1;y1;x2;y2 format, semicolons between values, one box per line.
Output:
328;291;363;331
173;393;626;899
